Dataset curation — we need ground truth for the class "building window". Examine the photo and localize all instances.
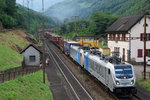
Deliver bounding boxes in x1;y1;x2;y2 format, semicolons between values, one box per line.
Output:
30;56;36;62
146;49;150;57
113;34;116;40
138;49;143;57
122;33;126;41
140;33;150;41
117;34;120;41
114;47;120;52
140;33;143;41
109;34;112;40
113;47;120;57
149;34;150;41
146;49;148;57
149;49;150;57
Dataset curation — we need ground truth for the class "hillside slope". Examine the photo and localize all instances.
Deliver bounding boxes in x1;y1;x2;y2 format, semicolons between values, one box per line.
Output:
0;29;33;70
17;5;56;34
0;71;53;100
45;0;150;21
0;0;56;34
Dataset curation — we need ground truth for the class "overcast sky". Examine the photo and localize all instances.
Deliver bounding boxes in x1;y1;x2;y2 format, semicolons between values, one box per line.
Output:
16;0;64;12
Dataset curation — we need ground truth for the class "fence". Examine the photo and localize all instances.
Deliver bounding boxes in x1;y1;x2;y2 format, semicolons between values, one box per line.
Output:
142;72;150;78
0;67;43;83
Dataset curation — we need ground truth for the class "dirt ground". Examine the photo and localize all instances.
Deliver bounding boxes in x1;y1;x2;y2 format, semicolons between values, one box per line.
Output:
0;29;38;52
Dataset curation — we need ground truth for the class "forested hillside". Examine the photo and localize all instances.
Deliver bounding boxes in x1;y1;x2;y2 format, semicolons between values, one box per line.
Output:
45;0;150;21
0;0;56;34
17;5;56;34
57;11;118;39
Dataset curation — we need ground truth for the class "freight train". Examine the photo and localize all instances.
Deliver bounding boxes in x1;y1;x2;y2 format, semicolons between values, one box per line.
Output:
45;32;137;96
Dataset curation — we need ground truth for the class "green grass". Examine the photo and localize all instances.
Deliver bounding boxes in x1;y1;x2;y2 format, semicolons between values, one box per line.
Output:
0;71;53;100
137;78;150;92
0;31;29;70
0;44;23;70
83;75;89;82
2;32;27;49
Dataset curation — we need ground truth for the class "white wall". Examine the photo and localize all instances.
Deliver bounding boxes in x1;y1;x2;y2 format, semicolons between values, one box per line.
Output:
108;36;129;61
22;46;40;66
130;16;150;62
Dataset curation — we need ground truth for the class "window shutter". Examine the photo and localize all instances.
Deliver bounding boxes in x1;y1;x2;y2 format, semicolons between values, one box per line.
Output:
140;33;143;41
149;49;150;57
113;34;116;40
138;49;143;57
124;33;126;41
117;34;120;40
146;49;148;56
110;34;112;40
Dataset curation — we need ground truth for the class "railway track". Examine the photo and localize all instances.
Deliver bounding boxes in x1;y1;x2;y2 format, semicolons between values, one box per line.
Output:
46;40;142;100
45;41;94;100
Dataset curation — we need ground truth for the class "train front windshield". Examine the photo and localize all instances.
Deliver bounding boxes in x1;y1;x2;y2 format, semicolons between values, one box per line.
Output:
115;65;133;79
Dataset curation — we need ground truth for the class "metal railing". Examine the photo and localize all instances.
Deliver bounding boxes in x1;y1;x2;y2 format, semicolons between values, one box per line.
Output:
142;71;150;78
0;67;43;83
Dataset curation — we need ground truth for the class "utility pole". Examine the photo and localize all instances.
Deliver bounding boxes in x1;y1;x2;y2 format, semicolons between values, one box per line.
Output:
128;33;131;63
72;16;79;32
27;0;30;31
42;0;45;84
31;0;33;9
23;0;24;7
143;15;147;80
42;0;44;27
81;23;85;47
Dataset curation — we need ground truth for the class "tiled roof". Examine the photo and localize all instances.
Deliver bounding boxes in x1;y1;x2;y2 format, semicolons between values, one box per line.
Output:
106;12;149;33
20;44;42;54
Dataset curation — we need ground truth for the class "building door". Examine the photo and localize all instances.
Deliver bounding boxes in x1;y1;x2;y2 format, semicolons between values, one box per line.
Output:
123;48;125;61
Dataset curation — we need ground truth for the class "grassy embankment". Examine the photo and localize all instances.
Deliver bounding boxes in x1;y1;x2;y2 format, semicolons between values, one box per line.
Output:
0;30;30;70
0;71;53;100
137;78;150;92
0;29;53;100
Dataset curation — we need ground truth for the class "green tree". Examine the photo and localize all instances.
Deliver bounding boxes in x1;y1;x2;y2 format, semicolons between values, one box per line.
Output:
5;0;17;16
88;11;118;36
0;14;17;28
0;0;6;13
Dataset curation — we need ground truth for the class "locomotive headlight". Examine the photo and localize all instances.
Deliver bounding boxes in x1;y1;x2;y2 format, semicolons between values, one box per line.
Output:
116;81;120;85
130;80;134;85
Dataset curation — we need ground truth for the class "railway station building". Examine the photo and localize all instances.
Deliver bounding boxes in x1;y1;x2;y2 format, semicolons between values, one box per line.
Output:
106;12;150;63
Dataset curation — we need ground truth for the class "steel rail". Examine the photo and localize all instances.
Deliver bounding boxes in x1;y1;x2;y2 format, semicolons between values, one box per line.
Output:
45;42;94;100
45;44;80;100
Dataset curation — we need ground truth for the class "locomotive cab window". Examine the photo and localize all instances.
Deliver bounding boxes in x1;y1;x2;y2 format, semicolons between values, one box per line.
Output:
115;65;133;79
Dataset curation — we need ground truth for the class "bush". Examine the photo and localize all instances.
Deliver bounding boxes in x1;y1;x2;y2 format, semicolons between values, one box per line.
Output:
0;14;17;28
